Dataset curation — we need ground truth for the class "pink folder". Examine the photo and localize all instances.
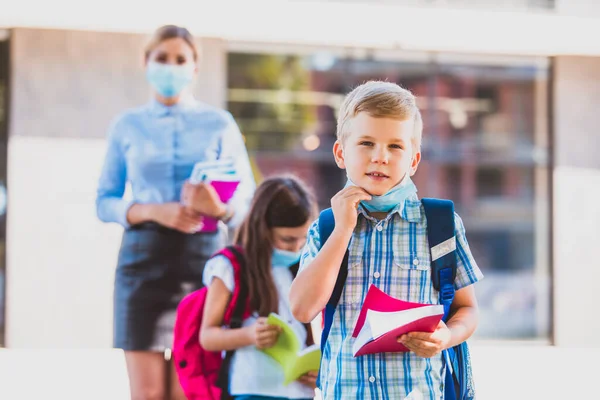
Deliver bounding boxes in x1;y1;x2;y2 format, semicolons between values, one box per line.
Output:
198;180;240;232
351;284;444;357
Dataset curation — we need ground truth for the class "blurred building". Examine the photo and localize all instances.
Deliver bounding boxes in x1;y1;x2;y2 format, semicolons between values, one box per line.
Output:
0;0;599;351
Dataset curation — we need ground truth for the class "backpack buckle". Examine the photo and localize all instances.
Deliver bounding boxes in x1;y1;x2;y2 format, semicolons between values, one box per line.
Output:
439;282;455;304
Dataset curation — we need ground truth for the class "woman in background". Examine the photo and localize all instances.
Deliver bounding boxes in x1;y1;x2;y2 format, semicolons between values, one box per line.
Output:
96;25;255;400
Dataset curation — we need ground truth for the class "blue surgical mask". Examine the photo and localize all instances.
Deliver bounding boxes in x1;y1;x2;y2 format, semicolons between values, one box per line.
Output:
146;61;194;98
346;174;418;213
271;248;301;268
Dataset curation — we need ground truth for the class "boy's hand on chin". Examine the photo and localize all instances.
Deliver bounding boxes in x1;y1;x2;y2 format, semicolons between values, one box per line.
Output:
331;186;371;233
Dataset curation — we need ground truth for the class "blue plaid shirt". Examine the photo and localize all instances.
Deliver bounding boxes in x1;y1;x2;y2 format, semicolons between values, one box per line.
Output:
299;194;483;400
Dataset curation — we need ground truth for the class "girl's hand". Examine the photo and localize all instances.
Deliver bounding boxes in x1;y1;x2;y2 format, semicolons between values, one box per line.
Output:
181;181;227;219
331;186;371;235
297;370;318;388
150;203;203;233
249;317;281;349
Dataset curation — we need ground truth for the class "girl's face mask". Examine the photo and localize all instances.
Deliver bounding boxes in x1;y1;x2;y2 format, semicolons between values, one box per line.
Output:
271;248;302;268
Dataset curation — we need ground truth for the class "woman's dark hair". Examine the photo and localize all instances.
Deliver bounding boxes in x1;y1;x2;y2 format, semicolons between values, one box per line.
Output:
145;25;198;61
234;175;317;316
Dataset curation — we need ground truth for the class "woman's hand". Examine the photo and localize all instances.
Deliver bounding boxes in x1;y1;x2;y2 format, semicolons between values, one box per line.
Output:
150;202;203;233
297;370;318;389
181;181;227;219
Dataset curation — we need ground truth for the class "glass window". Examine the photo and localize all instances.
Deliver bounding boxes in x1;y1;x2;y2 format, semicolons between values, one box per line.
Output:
227;49;550;340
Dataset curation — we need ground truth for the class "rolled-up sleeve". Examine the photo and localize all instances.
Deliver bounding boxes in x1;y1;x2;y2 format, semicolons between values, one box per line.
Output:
299;219;321;274
219;113;256;228
96;117;133;228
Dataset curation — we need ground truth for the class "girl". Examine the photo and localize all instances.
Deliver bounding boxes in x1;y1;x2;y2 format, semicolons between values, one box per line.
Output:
96;25;255;400
201;176;318;400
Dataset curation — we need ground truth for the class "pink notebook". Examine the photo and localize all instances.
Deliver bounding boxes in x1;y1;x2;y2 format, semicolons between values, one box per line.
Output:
351;285;444;357
198;180;240;232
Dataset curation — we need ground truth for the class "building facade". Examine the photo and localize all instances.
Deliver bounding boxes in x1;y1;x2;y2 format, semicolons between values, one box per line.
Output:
0;0;599;350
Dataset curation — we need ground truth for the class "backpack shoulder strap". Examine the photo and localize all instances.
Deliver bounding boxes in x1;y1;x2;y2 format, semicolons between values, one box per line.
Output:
318;208;349;354
218;245;247;328
215;245;248;393
421;198;457;321
318;208;349;307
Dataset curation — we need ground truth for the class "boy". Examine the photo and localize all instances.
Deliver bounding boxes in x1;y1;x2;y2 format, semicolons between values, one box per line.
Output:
289;81;483;399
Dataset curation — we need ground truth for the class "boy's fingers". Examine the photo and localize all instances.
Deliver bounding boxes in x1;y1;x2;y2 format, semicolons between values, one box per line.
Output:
406;339;435;352
407;332;435;341
342;187;370;198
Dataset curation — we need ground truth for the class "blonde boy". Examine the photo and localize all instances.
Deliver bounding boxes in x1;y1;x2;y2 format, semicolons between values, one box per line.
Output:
290;81;483;399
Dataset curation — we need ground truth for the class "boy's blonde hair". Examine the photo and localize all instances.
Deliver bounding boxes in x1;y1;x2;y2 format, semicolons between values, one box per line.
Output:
336;81;423;151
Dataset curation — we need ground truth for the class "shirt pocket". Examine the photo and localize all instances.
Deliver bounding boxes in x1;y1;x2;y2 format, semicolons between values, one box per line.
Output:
393;249;431;272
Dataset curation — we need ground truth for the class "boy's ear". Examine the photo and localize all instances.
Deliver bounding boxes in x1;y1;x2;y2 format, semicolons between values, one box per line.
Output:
333;140;346;169
409;150;422;176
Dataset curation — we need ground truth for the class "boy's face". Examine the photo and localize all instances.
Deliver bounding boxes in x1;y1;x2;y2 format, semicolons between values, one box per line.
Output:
333;113;421;196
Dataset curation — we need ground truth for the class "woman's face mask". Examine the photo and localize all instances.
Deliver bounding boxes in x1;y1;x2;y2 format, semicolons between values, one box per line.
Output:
145;37;197;98
146;61;195;98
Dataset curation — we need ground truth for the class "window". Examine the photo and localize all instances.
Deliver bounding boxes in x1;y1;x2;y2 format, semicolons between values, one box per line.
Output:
227;48;551;340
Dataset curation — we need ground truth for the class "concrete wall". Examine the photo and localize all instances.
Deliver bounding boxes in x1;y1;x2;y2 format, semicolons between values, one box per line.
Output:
552;56;600;347
5;28;226;347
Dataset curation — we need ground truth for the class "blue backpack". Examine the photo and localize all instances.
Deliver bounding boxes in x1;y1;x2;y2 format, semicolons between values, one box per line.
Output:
317;198;475;400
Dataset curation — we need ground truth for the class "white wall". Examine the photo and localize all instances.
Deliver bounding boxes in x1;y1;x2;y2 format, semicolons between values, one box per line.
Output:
6;137;121;348
552;56;600;347
556;0;600;17
5;28;226;348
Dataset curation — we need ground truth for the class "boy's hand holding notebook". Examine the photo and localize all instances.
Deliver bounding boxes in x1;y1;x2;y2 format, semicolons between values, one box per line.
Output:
352;284;444;357
261;313;321;385
185;159;240;232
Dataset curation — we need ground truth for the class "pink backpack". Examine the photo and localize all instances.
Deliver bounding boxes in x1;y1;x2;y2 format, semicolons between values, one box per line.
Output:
173;246;250;400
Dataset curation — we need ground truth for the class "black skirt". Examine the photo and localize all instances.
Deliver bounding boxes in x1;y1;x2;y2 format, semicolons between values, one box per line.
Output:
114;222;225;351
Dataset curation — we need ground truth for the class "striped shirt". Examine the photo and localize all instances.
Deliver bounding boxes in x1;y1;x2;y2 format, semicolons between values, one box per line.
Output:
299;194;483;400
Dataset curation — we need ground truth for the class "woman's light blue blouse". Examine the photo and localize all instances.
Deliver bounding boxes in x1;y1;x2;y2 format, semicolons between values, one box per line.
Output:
96;98;255;228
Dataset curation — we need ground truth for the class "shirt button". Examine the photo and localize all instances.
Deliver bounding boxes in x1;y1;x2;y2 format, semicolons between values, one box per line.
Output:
413;258;419;266
376;225;383;232
373;272;381;279
369;376;376;383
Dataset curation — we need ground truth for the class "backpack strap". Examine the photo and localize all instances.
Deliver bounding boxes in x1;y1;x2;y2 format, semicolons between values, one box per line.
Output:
421;198;457;320
422;198;462;400
215;245;248;396
318;208;349;354
224;246;248;329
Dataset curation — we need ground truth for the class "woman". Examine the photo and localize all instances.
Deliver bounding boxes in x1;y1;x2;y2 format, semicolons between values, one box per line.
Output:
96;25;255;400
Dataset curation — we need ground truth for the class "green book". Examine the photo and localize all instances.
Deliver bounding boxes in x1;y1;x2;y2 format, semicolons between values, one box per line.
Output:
261;313;321;385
